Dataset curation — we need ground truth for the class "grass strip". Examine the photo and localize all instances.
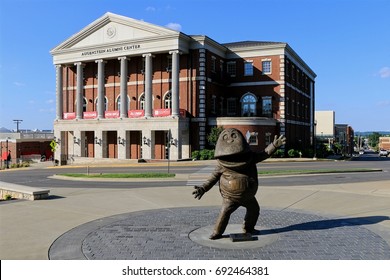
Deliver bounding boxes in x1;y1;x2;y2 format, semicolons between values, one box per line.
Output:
258;168;381;176
60;173;175;178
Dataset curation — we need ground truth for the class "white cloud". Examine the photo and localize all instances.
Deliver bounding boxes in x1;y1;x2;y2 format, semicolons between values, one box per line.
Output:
13;82;25;87
165;22;182;31
46;99;54;104
39;108;55;113
377;100;390;107
379;67;390;78
145;6;156;12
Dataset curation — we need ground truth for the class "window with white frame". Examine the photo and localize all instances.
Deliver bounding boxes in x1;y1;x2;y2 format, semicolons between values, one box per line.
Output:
227;61;236;76
244;61;253;76
262;96;272;116
95;97;108;111
139;94;145;110
83;98;87;112
246;131;258;145
227;98;237;116
265;132;272;146
241;93;257;116
116;96;130;112
164;92;172;109
262;60;272;74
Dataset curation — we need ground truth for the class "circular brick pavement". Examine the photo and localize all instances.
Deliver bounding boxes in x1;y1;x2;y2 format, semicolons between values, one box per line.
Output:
49;207;390;260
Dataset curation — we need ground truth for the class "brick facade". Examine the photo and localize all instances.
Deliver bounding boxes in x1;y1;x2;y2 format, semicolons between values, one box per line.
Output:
51;13;316;163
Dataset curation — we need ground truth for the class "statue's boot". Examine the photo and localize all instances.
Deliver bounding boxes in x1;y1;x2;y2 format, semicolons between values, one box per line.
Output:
243;198;260;234
210;199;239;240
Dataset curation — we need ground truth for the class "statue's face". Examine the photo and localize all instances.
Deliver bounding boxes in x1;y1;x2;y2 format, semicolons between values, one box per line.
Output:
214;128;249;158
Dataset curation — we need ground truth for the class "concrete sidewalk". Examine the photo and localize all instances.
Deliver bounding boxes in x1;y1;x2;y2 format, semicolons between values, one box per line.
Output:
1;168;390;259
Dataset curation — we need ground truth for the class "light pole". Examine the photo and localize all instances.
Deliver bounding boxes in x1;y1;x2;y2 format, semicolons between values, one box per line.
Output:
13;119;23;132
6;138;9;169
313;120;317;159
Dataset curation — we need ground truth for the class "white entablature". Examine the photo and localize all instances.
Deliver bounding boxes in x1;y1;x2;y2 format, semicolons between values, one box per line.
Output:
51;12;190;64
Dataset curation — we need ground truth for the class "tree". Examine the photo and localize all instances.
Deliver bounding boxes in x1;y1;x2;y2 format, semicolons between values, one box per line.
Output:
207;126;224;148
368;132;381;150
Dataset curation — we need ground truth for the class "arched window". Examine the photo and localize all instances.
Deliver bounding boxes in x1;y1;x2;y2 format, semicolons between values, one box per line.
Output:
139;93;145;110
163;91;172;109
83;98;87;112
241;93;257;117
95;97;108;111
116;96;130;112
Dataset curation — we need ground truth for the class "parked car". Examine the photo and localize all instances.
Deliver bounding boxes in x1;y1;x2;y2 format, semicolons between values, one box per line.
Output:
379;149;389;157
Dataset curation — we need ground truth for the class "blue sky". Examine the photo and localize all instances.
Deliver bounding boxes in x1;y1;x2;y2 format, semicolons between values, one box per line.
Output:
0;0;389;132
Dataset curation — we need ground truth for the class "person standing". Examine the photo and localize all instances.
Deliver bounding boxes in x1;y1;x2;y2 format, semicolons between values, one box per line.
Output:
6;150;11;169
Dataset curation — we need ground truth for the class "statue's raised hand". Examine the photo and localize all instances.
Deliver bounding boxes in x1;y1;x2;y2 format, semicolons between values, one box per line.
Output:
273;135;286;148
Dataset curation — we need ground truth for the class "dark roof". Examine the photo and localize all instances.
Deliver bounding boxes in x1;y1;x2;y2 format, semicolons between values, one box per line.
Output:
222;40;286;48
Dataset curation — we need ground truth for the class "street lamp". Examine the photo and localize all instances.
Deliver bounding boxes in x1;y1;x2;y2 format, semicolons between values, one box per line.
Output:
6;138;9;169
313;120;317;159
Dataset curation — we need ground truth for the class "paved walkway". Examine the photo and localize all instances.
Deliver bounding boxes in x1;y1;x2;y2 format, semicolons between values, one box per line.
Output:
1;163;390;260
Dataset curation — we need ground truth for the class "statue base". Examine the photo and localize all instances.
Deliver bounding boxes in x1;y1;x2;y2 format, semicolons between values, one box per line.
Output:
189;224;278;250
230;233;257;242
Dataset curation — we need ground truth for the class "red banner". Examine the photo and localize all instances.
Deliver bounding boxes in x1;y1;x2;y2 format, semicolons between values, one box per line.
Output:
83;111;97;119
63;112;76;120
128;110;145;118
153;108;171;117
104;111;120;118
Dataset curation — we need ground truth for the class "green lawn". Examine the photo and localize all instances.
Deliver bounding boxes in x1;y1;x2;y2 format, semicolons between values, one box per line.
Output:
60;173;175;178
258;168;381;176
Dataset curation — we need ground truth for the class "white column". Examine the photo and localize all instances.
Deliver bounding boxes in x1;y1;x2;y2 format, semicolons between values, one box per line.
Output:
75;62;85;119
142;129;153;159
170;50;180;117
169;127;180;160
55;65;63;120
118;57;129;118
94;130;103;159
73;130;82;157
143;53;153;118
117;130;128;159
95;60;106;119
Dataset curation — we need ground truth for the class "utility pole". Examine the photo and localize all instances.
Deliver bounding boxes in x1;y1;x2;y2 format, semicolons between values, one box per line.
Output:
13;119;23;132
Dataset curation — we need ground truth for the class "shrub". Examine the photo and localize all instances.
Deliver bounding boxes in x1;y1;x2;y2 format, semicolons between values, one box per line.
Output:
288;149;300;158
191;150;201;160
192;149;215;160
272;149;285;158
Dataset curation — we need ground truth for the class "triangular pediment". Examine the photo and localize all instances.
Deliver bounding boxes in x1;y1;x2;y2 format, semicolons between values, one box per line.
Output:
52;12;179;52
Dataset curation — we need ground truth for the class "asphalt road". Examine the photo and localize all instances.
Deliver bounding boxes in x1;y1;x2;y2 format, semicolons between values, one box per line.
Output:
0;152;389;189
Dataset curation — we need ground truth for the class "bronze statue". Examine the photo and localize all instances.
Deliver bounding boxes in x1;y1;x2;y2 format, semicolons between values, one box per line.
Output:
193;128;286;240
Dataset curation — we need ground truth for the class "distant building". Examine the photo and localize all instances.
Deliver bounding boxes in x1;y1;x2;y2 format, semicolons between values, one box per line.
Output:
379;137;390;151
315;111;335;145
335;124;354;156
0;130;54;167
50;12;316;164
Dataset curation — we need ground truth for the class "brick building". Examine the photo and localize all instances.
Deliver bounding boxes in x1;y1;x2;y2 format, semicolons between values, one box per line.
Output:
50;13;316;163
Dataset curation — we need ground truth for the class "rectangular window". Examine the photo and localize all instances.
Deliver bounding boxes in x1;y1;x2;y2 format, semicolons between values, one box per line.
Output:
244;61;253;76
211;95;216;114
262;60;271;74
262;96;272;116
166;56;172;72
247;132;259;145
286;60;290;77
211;56;216;72
265;133;272;146
227;61;236;76
227;98;236;116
